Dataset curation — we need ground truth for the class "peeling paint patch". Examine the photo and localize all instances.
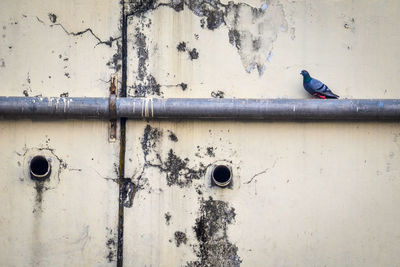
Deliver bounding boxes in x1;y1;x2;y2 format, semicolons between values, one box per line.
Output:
130;0;287;75
225;0;287;75
187;197;241;266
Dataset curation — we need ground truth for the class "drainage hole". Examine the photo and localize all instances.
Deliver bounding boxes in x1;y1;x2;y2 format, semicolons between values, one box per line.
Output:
30;156;50;179
212;165;232;187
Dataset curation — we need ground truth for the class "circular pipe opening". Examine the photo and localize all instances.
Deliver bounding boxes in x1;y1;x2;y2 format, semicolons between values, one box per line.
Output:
212;165;232;187
30;156;51;180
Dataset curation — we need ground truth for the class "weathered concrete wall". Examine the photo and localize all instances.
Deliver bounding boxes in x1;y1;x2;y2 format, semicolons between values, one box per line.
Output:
1;0;400;266
124;0;400;266
0;0;121;266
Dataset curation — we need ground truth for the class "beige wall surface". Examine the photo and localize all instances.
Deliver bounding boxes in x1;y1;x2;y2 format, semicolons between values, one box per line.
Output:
124;0;400;266
0;0;121;266
1;0;400;266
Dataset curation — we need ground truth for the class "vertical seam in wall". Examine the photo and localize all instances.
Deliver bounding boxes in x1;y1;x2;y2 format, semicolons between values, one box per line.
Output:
117;0;128;266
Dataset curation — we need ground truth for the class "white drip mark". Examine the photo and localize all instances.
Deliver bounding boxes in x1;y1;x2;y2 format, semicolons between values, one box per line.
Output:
150;98;154;118
141;99;145;118
63;98;67;113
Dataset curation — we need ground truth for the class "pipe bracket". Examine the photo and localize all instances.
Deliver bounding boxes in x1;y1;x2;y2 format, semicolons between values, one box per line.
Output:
109;75;118;142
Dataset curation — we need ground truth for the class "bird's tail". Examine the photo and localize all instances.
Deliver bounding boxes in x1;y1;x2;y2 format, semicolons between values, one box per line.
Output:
325;92;339;99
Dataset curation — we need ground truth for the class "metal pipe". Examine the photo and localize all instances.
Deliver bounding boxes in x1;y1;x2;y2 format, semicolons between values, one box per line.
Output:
1;97;399;121
0;96;109;118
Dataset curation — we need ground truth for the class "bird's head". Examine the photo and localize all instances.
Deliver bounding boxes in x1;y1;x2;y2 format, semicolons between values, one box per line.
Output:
300;70;309;76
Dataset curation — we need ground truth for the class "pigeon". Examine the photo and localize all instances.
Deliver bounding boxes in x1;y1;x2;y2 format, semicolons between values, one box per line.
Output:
300;70;339;99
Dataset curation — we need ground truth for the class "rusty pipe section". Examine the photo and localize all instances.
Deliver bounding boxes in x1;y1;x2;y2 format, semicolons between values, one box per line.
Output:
1;97;400;121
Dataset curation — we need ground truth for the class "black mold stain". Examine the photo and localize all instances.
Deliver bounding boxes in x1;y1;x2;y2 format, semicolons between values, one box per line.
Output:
187;197;241;267
33;180;50;213
135;125;206;189
185;0;226;30
106;40;122;72
164;149;206;187
228;29;241;49
132;74;161;97
200;18;206;28
177;41;199;61
189;48;199;60
195;185;203;195
179;82;188;91
135;30;149;81
60;92;69;97
206;147;215;157
174;231;188;247
64;72;70;78
23;90;29;97
106;227;117;262
211;90;224;98
106;239;116;262
130;27;162;97
170;0;184;12
122;178;135;208
128;0;157;16
165;212;172;225
177;41;187;52
168;131;178;142
142;124;163;157
48;13;57;23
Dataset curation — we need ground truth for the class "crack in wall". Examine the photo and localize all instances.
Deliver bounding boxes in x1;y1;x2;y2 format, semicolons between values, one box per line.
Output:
50;23;122;47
